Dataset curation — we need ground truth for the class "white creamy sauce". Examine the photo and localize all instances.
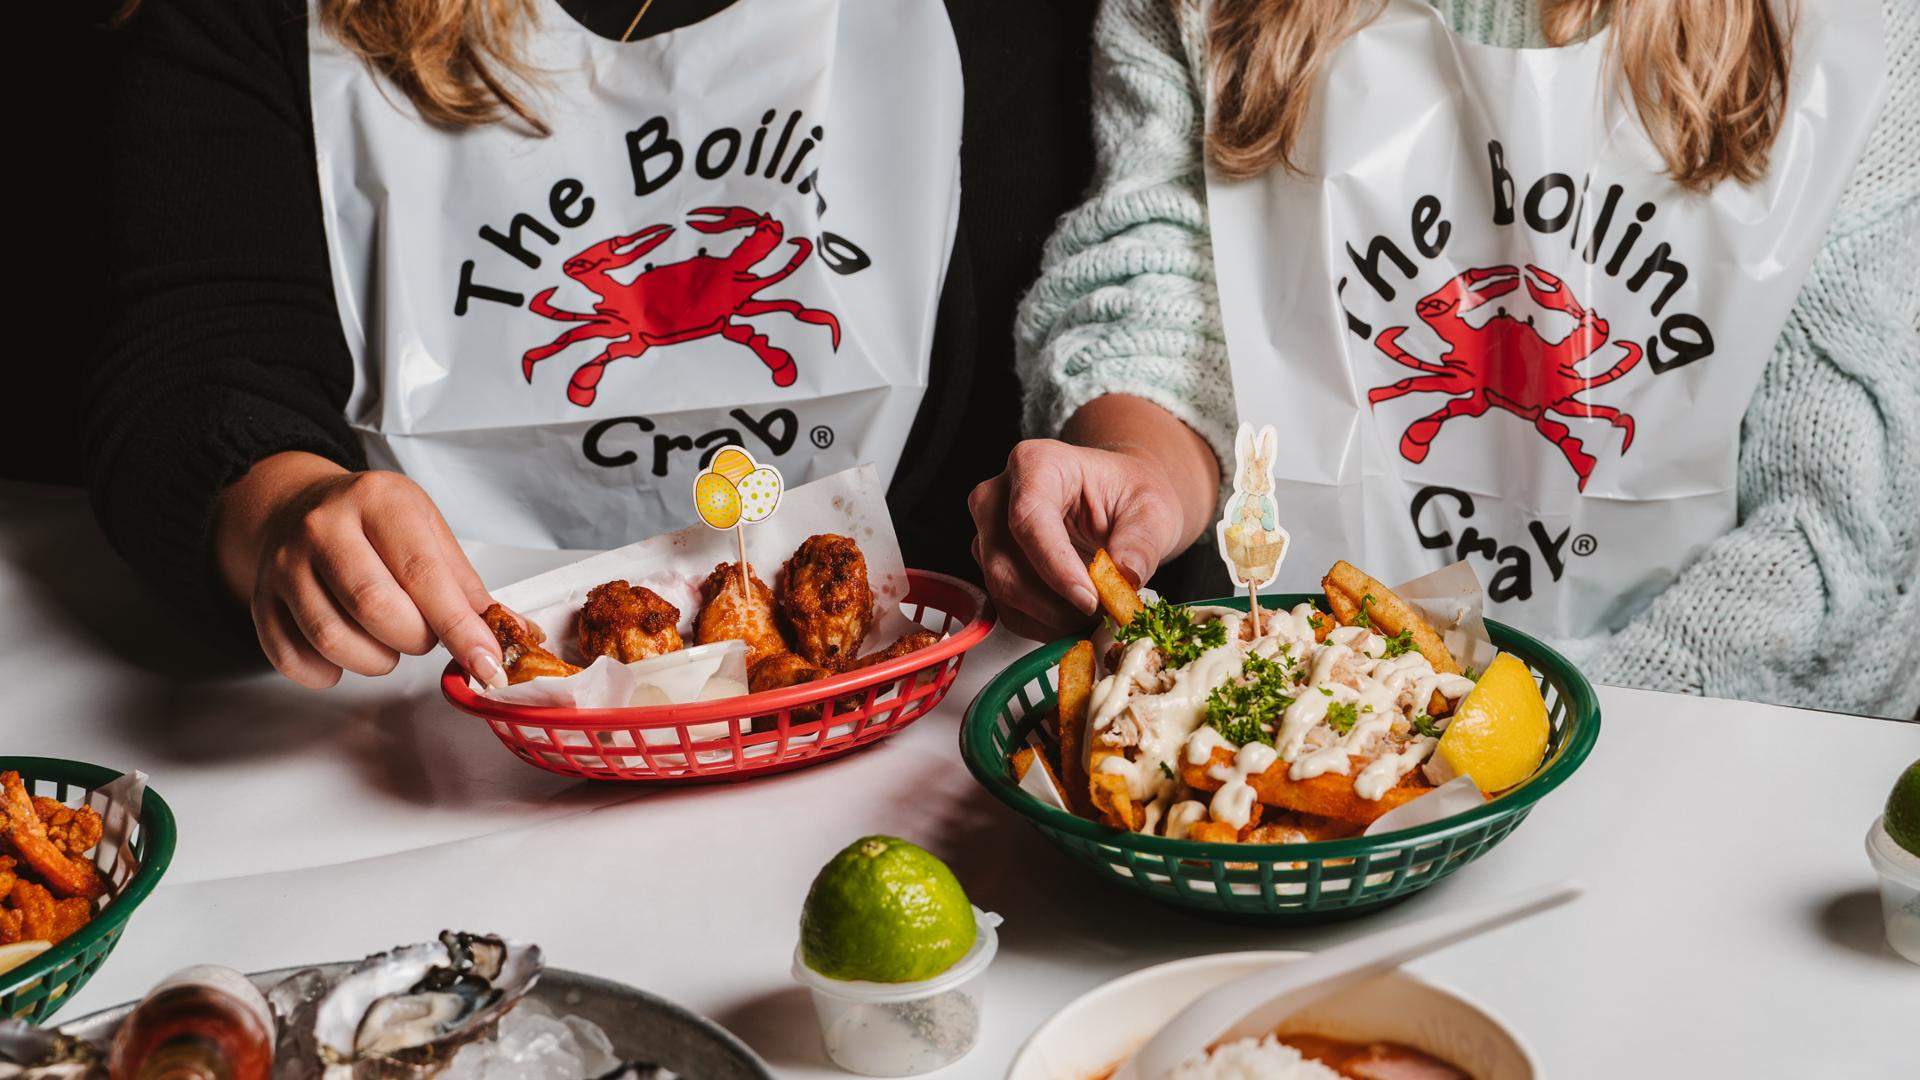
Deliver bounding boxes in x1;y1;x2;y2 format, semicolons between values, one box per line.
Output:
1163;799;1209;840
1207;742;1278;829
1355;737;1437;800
1086;602;1477;836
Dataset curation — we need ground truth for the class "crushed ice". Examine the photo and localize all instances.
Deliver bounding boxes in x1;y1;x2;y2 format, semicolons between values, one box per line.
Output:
438;1001;623;1080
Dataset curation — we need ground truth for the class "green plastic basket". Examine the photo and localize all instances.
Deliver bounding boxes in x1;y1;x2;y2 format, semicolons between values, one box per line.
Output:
0;757;175;1023
960;594;1600;922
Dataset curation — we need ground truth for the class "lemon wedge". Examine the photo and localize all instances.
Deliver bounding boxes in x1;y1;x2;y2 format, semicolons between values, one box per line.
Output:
1432;652;1550;793
0;939;50;976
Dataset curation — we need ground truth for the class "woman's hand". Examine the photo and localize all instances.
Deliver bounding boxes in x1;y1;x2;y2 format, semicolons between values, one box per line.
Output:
214;451;506;690
970;395;1220;641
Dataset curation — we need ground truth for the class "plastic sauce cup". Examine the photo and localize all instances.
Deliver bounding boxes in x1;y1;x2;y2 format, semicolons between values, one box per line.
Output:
1866;815;1920;965
792;907;1002;1076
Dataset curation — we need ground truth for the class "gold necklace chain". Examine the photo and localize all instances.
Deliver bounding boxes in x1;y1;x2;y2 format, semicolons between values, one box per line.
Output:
619;0;660;43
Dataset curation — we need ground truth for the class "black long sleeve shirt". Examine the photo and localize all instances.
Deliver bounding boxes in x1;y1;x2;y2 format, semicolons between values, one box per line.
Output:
85;0;1093;634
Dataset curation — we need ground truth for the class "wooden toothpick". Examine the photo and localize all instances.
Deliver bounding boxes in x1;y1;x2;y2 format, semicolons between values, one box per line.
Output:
736;524;749;595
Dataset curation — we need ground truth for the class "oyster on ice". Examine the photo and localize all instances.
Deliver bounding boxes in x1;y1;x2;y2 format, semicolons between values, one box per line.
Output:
311;931;541;1077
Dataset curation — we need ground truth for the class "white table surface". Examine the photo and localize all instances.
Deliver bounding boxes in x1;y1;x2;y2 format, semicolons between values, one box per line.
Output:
3;483;1915;1079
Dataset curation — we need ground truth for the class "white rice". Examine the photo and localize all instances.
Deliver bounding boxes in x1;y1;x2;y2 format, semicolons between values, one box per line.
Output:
1169;1034;1345;1080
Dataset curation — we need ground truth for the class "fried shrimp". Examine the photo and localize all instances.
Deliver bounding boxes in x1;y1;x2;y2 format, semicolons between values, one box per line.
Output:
482;604;581;684
697;562;789;667
30;798;102;859
578;581;684;663
778;534;875;670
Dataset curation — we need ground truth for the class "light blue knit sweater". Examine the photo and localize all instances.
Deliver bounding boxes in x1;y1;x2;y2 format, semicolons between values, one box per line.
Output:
1016;0;1920;717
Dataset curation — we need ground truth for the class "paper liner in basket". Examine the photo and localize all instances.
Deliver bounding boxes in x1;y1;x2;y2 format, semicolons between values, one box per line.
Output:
3;771;147;990
89;770;149;900
470;464;920;710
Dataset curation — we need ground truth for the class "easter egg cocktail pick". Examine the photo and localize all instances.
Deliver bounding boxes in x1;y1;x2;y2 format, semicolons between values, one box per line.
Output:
1214;422;1289;623
695;446;785;593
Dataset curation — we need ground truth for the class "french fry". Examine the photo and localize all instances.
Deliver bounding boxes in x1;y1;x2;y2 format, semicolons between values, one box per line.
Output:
1012;731;1067;799
1323;560;1460;716
1186;821;1240;844
1324;586;1360;627
1181;748;1435;826
1245;813;1358;845
1087;549;1143;628
1087;750;1143;831
1056;640;1095;815
1323;561;1459;673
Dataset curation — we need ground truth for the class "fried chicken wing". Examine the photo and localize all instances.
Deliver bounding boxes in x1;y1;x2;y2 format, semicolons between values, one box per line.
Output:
482;604;582;684
749;651;829;695
845;629;940;672
697;562;788;667
778;534;875;670
578;581;684;663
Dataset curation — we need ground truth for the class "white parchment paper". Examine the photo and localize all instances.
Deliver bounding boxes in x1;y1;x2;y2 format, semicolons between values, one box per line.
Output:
470;465;916;708
1391;560;1498;675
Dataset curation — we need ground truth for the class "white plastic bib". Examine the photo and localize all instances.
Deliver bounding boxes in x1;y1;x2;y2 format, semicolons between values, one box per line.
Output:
1206;0;1884;641
309;0;961;548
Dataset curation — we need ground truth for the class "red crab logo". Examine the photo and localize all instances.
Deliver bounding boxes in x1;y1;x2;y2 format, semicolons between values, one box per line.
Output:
523;206;841;407
1367;264;1642;490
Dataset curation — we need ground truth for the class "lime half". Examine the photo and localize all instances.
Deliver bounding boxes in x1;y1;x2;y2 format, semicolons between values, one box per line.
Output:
800;835;976;983
1886;760;1920;858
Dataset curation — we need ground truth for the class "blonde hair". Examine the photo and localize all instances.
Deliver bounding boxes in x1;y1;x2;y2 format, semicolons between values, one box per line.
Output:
1201;0;1794;192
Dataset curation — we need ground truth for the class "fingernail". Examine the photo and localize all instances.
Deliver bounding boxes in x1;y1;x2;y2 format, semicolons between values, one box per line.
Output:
1071;586;1098;613
469;650;507;690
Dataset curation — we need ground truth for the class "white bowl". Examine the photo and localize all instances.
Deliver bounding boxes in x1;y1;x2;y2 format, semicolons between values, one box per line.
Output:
1006;951;1534;1080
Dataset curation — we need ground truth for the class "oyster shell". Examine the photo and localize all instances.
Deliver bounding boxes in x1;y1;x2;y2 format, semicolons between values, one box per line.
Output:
593;1066;680;1080
0;1019;106;1079
312;931;541;1078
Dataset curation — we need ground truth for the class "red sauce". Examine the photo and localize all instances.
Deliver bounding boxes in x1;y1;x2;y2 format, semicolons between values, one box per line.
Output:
1280;1033;1471;1079
1089;1032;1471;1080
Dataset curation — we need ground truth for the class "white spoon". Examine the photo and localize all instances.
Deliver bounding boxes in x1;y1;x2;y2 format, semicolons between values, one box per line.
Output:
1114;880;1582;1080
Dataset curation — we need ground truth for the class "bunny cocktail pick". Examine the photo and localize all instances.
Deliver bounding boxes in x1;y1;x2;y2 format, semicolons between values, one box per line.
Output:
1215;423;1289;621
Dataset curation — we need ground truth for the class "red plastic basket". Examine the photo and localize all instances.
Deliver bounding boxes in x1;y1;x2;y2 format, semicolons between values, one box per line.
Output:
442;569;994;782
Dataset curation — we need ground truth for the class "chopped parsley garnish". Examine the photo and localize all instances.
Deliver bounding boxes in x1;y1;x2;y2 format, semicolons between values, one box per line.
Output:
1464;665;1482;681
1381;628;1417;658
1114;599;1228;668
1411;713;1444;738
1159;761;1176;780
1353;594;1377;628
1272;643;1304;683
1324;701;1368;735
1203;653;1295;747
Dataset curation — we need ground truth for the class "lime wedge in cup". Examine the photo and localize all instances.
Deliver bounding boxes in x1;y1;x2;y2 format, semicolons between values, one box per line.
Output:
800;835;977;984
